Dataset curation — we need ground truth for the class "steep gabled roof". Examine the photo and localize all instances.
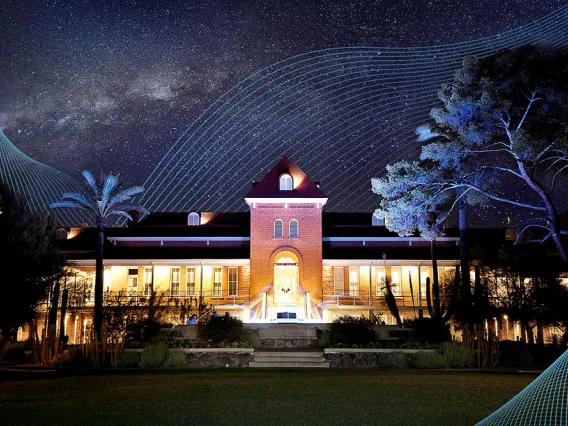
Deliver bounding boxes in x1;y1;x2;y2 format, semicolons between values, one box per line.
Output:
244;156;327;199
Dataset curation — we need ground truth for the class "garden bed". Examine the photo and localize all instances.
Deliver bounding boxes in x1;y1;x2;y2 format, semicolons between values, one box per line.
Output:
124;348;254;368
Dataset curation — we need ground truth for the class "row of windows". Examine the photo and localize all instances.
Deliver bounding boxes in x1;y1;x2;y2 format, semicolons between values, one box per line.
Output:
274;219;298;238
127;267;239;297
333;266;433;297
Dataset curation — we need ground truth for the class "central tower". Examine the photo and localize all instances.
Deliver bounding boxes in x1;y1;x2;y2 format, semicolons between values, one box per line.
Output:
244;157;328;320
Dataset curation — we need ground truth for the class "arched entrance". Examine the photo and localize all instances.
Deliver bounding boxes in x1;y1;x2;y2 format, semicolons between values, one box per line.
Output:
273;251;299;307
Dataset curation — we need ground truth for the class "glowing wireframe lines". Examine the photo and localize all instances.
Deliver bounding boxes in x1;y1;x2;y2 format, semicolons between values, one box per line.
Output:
477;349;568;425
139;6;568;214
0;130;86;226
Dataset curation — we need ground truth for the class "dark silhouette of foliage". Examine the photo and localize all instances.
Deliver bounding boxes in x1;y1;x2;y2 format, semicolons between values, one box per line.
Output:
0;184;67;345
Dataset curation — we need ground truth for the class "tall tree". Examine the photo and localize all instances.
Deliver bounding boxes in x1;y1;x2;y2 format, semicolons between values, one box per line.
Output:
416;45;568;262
0;185;66;345
51;171;148;336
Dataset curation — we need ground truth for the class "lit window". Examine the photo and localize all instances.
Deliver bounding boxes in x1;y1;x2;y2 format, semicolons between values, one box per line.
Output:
390;267;401;296
188;212;200;226
228;267;238;296
186;267;196;296
279;174;293;191
376;267;386;296
420;270;429;302
170;267;180;296
55;228;68;240
349;267;359;296
334;267;344;295
128;268;138;296
289;219;298;238
144;267;152;296
213;267;222;296
274;219;283;238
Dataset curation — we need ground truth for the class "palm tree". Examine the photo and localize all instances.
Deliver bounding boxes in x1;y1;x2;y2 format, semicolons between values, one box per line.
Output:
51;171;148;336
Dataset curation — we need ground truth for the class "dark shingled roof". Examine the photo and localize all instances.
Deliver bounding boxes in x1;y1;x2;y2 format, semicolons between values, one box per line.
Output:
244;156;327;199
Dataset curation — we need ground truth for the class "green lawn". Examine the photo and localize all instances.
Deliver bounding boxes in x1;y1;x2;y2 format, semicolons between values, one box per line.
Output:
0;369;534;425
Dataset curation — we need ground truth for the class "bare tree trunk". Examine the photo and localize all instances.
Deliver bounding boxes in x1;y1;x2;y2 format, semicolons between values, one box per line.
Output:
94;225;105;336
517;161;568;263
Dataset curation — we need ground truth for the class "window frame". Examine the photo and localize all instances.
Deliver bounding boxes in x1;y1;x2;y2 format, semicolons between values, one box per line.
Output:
186;267;196;296
228;267;238;296
127;268;138;295
390;267;402;297
289;219;299;238
143;267;153;296
349;266;360;297
213;267;223;296
274;219;284;238
279;173;293;191
334;266;344;295
376;267;386;296
170;267;181;296
187;212;200;226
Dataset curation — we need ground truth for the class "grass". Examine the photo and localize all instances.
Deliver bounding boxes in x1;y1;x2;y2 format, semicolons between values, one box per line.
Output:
0;369;534;425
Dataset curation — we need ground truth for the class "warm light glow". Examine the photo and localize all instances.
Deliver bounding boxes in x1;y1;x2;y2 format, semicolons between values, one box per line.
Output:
67;228;83;239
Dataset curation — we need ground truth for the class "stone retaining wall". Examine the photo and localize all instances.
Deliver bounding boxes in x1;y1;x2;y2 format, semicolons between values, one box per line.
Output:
323;348;435;368
125;348;254;368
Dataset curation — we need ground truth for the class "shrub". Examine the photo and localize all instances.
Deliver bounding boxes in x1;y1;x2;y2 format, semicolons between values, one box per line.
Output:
245;330;261;348
438;342;473;368
376;353;409;368
0;342;26;362
117;351;140;368
140;343;169;368
53;346;89;368
164;350;188;368
406;318;451;343
198;316;245;344
410;351;449;369
125;318;164;345
329;316;376;347
499;341;534;367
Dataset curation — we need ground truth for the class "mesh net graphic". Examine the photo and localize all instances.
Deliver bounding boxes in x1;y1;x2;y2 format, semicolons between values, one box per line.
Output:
477;350;568;425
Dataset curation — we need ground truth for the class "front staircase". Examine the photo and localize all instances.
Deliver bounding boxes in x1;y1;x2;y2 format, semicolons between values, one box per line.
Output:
249;350;330;368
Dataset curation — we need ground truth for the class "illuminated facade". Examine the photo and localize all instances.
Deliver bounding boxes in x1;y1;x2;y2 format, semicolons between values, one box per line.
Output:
44;157;512;343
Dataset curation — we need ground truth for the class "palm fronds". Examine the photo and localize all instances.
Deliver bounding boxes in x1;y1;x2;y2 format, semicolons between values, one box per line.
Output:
51;170;147;225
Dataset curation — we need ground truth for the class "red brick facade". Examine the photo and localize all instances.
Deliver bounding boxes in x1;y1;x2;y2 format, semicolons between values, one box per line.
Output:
249;203;324;304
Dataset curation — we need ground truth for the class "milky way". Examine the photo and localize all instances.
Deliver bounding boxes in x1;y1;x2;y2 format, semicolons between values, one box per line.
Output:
1;0;567;225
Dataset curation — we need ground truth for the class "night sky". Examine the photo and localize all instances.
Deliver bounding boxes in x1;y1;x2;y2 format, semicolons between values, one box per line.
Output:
1;0;567;223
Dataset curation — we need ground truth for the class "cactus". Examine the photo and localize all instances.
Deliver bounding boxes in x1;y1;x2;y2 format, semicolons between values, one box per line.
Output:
425;265;460;323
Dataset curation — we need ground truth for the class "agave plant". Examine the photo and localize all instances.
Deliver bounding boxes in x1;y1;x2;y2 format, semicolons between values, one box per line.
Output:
51;171;148;335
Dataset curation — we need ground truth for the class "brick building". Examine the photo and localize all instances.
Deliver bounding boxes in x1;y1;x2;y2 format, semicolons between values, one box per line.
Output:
48;157;510;343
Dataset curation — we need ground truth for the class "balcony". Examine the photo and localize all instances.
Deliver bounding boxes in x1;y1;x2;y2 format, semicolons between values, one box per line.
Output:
102;290;250;307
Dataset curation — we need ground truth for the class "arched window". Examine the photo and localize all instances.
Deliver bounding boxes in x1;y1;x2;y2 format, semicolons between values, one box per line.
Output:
274;219;283;238
187;212;200;226
289;219;298;238
55;228;68;240
279;173;293;191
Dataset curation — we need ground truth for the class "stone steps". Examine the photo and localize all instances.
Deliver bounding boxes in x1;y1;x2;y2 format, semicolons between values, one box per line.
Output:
249;350;330;368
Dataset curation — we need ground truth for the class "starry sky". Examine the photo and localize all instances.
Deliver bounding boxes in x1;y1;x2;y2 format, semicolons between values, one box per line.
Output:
1;0;567;222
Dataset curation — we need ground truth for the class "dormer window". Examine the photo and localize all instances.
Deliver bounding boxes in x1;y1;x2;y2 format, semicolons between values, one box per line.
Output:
55;228;68;240
279;174;293;191
188;212;200;226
